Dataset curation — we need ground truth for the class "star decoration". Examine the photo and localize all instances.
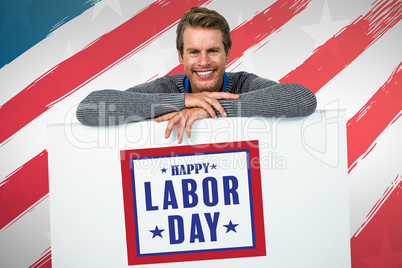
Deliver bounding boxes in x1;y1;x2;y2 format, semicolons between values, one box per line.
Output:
211;164;217;169
64;40;74;60
234;48;257;73
0;1;32;33
42;232;51;241
223;220;239;233
91;0;123;21
149;225;165;239
301;0;350;52
161;167;167;173
133;39;177;82
361;232;402;267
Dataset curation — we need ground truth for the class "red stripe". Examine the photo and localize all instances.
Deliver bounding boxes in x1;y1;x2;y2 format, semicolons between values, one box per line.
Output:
228;0;311;68
351;176;402;267
280;0;402;93
347;63;402;170
167;0;312;75
29;247;52;268
0;150;48;230
0;0;211;145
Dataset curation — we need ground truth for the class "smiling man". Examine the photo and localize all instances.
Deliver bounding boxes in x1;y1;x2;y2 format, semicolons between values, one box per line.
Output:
76;7;317;143
179;27;228;93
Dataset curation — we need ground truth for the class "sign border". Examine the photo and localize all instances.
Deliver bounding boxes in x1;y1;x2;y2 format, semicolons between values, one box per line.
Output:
120;140;265;265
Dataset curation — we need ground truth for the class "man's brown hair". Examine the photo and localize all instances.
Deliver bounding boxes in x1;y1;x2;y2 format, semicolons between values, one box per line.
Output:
176;7;232;57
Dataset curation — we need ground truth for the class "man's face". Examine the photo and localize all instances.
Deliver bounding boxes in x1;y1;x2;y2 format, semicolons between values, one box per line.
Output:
178;27;230;93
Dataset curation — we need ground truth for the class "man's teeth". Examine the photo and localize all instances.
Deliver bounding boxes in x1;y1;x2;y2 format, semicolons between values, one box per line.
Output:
197;71;213;76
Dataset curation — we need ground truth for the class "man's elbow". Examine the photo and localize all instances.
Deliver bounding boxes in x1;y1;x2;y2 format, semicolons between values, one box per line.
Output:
280;83;317;118
76;103;98;126
298;86;317;117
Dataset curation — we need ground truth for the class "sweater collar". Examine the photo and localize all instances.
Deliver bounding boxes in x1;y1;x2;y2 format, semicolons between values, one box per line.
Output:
184;73;229;93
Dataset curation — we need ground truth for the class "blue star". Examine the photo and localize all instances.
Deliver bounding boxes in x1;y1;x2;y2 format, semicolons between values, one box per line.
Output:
0;1;32;33
149;225;165;238
223;220;239;233
161;167;167;173
211;164;217;169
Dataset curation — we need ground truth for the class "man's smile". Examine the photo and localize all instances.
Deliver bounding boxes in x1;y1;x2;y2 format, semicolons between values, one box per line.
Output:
195;70;215;78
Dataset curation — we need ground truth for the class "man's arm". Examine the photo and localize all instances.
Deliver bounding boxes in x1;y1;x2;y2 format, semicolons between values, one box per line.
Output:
156;74;317;143
219;82;317;118
76;76;189;126
76;75;239;126
76;90;186;126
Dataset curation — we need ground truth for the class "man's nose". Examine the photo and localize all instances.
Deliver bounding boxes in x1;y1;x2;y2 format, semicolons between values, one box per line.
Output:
198;52;210;66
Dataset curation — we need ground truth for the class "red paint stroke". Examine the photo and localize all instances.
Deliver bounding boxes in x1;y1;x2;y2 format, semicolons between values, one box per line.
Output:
2;195;49;232
361;143;377;161
280;0;402;93
228;0;311;67
351;175;402;267
0;0;211;145
390;110;402;125
167;0;312;75
29;247;51;268
347;63;402;170
0;150;49;230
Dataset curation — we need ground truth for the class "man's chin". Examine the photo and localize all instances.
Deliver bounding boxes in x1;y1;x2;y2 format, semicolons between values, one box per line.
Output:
194;83;218;92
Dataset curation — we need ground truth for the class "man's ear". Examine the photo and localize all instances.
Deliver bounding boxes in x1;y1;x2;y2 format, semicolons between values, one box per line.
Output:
177;49;184;65
225;48;231;62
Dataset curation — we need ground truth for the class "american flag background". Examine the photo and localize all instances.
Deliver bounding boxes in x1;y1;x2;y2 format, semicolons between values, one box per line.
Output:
0;0;401;267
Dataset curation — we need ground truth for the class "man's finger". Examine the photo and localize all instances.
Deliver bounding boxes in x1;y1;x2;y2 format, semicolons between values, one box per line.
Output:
205;97;227;117
204;92;240;99
164;114;180;139
186;114;198;139
177;113;187;144
196;98;218;119
155;111;178;122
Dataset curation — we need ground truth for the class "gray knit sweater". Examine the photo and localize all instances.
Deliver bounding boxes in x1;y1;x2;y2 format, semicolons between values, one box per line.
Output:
76;72;317;126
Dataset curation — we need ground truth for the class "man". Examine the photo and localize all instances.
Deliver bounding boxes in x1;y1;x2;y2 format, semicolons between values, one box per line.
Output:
77;7;317;143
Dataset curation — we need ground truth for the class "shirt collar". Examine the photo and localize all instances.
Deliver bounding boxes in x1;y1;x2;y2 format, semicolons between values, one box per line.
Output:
184;73;228;93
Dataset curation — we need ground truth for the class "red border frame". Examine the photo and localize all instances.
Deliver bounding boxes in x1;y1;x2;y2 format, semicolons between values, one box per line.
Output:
120;140;265;265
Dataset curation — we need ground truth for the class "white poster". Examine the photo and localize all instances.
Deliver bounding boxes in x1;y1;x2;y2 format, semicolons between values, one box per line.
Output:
48;110;350;267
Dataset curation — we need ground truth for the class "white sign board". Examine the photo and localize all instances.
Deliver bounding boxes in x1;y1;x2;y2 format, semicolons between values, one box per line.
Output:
48;110;350;267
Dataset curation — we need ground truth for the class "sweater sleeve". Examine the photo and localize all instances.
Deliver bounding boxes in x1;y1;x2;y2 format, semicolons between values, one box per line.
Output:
220;82;317;118
76;76;186;126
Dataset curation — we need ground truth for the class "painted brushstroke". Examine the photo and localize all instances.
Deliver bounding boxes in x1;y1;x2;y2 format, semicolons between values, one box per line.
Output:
347;63;402;171
0;150;48;230
351;175;402;267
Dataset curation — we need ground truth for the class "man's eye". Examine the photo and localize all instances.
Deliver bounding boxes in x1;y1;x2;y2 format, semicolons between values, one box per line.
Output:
189;51;198;55
209;50;217;53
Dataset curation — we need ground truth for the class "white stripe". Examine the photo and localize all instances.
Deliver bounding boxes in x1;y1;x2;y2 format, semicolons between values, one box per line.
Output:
0;195;50;268
349;114;402;236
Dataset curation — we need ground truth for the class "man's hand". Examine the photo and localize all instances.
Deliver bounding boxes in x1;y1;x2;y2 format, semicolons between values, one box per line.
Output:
184;92;239;119
155;108;210;144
